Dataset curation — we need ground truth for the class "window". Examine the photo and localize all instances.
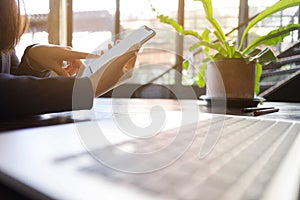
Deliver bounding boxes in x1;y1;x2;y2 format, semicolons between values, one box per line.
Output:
120;0;178;85
72;0;116;53
16;0;50;58
248;0;300;92
248;0;299;53
16;0;300;98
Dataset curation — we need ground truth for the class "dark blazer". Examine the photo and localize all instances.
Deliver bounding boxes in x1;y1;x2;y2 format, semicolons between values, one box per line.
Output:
0;47;93;118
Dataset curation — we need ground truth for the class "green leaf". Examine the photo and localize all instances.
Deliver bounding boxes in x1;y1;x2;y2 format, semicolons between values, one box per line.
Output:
232;51;243;58
239;0;300;50
258;50;277;65
197;63;207;87
157;14;203;40
182;60;190;70
249;48;278;65
246;48;262;57
157;14;183;31
212;53;225;61
195;0;227;46
189;41;226;53
243;24;300;53
195;0;213;18
201;28;212;55
226;42;237;58
210;19;227;42
201;28;211;42
255;63;263;95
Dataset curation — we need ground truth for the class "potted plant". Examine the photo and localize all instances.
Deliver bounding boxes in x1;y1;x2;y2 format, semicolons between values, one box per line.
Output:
150;0;300;101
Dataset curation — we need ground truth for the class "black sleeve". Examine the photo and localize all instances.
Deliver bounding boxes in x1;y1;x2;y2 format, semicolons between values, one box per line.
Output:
9;50;19;74
13;45;51;77
0;74;94;118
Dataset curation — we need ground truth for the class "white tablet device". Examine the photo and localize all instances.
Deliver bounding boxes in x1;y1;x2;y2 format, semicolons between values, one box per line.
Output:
84;25;156;76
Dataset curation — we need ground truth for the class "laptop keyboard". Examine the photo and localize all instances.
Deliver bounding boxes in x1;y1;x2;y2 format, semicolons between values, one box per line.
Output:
55;116;300;200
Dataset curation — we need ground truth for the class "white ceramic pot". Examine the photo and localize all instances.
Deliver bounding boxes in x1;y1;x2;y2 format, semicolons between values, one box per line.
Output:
206;58;256;99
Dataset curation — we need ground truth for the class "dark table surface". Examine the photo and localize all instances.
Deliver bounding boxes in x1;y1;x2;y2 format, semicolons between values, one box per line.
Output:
0;98;299;132
0;97;299;200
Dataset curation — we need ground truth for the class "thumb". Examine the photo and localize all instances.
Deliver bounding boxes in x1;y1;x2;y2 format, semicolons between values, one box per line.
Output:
128;44;140;52
111;51;136;68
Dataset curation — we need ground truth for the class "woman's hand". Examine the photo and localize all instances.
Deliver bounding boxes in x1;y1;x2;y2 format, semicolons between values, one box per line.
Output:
26;44;99;77
89;45;139;97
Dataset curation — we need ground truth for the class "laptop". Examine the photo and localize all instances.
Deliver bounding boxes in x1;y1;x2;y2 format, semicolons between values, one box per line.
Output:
0;98;299;200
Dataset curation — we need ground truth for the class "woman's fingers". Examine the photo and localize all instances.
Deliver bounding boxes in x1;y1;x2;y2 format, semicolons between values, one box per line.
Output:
27;43;138;77
59;49;100;60
99;43;113;55
64;64;77;76
123;53;137;73
27;44;99;75
51;65;70;77
128;43;140;52
64;59;86;77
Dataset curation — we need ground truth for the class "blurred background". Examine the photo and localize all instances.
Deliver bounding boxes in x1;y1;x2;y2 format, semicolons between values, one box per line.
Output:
17;0;300;98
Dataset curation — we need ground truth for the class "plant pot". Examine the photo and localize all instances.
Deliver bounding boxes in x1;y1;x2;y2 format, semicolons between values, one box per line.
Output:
206;58;256;99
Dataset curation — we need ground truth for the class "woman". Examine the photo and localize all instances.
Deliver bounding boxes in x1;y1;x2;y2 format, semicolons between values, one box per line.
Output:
0;0;137;118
